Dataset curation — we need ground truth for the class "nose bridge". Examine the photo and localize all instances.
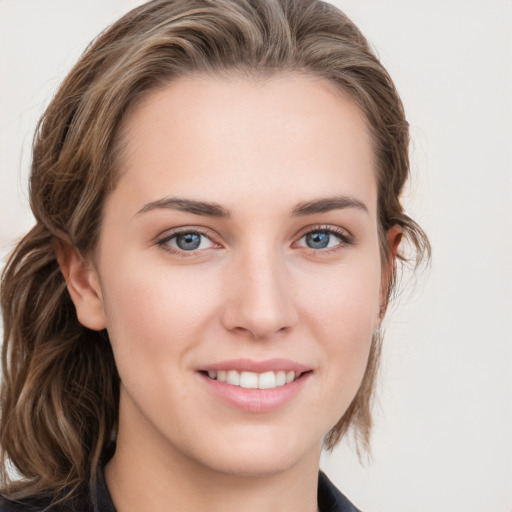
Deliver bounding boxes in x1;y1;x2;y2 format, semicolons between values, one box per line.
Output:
222;240;297;339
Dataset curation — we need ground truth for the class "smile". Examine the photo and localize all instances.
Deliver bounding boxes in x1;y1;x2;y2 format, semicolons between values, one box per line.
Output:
206;370;302;389
199;359;312;412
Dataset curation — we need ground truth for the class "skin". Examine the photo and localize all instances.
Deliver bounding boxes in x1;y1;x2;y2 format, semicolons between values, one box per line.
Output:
60;73;400;512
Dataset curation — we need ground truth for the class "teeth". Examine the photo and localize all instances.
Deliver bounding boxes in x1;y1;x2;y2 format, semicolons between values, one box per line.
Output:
258;371;275;389
206;369;301;389
240;371;259;388
226;370;240;386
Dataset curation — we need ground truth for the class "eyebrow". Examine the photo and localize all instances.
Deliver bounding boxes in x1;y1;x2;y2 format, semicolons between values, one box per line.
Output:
136;194;368;218
137;197;230;217
291;196;368;216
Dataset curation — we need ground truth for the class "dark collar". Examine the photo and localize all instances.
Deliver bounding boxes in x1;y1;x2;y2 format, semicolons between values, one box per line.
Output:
1;469;360;512
318;471;361;512
92;469;361;512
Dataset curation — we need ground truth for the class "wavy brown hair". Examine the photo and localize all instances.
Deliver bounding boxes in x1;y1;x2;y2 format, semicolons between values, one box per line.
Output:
1;0;430;503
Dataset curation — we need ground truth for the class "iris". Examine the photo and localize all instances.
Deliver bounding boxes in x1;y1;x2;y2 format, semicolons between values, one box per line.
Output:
305;231;331;249
176;233;202;250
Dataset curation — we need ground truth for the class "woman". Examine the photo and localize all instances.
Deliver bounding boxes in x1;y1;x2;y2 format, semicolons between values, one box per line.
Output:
0;0;429;511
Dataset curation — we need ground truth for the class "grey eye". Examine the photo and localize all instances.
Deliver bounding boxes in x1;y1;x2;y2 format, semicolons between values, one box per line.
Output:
163;231;215;252
175;233;202;250
297;229;345;250
305;232;331;249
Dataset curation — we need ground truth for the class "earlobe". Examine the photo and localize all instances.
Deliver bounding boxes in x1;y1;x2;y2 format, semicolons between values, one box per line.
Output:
55;240;107;331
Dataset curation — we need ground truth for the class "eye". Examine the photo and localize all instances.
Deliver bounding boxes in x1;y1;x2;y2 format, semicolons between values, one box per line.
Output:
296;227;352;251
158;229;217;253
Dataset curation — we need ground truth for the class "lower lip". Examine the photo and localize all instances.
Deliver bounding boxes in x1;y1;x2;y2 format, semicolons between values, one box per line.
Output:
199;372;311;413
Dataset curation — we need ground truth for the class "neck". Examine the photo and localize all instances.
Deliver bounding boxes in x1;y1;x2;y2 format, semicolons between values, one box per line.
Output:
105;400;321;512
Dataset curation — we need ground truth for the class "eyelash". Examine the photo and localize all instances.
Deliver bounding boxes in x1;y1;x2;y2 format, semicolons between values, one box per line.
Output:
294;225;354;253
156;225;354;257
157;227;216;256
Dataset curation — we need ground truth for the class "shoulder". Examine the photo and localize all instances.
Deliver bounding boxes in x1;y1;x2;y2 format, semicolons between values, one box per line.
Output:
0;496;50;512
318;471;362;512
0;495;49;512
0;492;93;512
0;463;115;512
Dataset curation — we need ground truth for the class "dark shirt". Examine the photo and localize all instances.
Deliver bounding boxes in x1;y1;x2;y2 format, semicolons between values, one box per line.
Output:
0;470;360;512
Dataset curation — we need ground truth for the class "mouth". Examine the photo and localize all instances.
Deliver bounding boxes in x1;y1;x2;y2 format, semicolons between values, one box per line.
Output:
200;369;310;390
197;359;313;412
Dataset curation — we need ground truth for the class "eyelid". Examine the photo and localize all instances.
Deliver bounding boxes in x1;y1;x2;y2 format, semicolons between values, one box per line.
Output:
154;223;354;256
156;226;221;255
293;224;354;250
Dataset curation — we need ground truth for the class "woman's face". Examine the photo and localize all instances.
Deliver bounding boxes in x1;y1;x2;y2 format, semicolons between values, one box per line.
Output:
84;74;386;477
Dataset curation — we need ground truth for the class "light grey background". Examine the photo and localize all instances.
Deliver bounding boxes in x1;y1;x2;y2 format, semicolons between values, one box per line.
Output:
1;1;511;511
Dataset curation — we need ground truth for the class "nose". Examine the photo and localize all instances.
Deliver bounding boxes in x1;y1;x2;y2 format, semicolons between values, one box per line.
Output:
220;248;298;340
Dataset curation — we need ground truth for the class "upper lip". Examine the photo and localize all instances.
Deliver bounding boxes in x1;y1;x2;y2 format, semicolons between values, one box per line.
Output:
199;358;312;374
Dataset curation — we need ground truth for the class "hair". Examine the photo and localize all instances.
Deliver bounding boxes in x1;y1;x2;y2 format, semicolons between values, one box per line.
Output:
1;0;430;504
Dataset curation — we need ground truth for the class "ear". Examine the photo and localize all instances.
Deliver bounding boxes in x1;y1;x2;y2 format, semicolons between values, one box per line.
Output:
386;224;403;262
55;240;107;331
379;224;403;319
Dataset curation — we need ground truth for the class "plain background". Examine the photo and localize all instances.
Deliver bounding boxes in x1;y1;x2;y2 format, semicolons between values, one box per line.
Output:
0;1;511;511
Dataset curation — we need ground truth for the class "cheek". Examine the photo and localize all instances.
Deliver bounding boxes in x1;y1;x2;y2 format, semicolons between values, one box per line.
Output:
98;256;218;369
97;258;221;430
302;258;382;336
299;256;382;390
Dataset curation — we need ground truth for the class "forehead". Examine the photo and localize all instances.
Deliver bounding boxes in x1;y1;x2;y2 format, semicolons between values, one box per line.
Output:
112;72;377;216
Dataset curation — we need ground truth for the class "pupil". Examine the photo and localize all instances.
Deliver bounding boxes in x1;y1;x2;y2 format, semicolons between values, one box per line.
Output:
306;232;329;249
176;233;201;250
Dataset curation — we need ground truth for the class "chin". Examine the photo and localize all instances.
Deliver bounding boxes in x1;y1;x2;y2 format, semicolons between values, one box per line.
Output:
186;426;322;478
202;451;302;478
